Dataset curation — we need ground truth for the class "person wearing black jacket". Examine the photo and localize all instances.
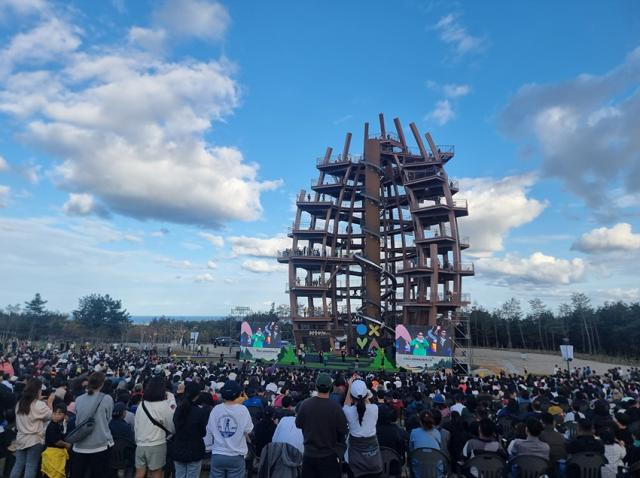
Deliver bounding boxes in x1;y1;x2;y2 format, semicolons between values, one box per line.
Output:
376;407;408;472
171;382;211;478
252;407;277;459
109;402;134;442
566;419;605;455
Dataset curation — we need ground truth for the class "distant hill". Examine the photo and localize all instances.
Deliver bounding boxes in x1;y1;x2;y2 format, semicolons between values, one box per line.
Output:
131;316;226;324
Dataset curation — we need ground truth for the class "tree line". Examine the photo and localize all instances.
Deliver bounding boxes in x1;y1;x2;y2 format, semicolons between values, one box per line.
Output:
2;292;640;359
0;295;290;345
133;304;292;345
469;293;640;359
0;293;131;342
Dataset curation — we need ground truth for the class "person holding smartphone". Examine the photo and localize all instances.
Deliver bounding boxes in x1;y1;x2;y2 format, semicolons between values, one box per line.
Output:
343;378;383;478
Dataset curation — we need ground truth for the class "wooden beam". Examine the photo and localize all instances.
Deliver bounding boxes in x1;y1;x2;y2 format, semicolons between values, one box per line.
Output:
409;122;428;159
379;113;386;139
393;117;408;150
342;133;352;159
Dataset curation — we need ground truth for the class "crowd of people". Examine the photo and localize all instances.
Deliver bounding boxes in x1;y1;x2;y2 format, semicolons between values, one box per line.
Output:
1;340;640;477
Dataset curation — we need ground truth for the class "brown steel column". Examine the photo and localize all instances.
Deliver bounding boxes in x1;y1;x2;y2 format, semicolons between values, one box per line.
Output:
363;139;381;321
429;243;439;325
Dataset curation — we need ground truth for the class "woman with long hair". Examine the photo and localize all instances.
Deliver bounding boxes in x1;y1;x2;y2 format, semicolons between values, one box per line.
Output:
70;371;114;478
171;382;210;478
10;378;52;478
343;378;383;478
134;375;175;478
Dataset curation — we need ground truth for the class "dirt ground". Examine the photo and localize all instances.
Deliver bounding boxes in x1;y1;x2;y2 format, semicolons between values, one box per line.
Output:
470;347;631;376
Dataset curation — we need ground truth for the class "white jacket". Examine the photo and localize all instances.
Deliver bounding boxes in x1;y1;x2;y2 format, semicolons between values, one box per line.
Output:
134;400;175;447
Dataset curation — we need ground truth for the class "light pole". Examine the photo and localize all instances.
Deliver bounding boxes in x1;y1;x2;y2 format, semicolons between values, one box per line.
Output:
560;337;573;377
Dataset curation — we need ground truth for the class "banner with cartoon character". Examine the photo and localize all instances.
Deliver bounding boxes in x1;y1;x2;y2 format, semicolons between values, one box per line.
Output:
395;324;453;371
239;320;282;361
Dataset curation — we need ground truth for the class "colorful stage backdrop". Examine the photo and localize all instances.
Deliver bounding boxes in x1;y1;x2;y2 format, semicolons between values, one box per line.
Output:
395;324;453;372
239;320;282;361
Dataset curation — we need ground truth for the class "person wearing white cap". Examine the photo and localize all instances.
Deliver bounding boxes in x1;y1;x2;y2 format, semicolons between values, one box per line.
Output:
342;378;383;477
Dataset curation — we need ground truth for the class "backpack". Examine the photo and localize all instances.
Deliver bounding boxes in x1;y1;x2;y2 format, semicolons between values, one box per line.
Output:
66;394;105;444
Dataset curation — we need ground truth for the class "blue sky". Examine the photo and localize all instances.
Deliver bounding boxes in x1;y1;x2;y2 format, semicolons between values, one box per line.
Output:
1;0;639;316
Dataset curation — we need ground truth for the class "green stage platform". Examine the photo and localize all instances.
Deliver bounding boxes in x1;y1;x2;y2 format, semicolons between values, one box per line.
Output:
271;346;399;373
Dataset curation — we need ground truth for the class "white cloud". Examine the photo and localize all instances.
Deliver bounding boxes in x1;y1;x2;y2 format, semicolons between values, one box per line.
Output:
123;234;143;243
0;155;8;171
198;232;224;248
127;27;166;53
477;252;587;286
181;241;202;251
62;219;142;245
241;260;287;274
572;223;640;253
427;99;455;125
0;185;9;207
0;0;48;19
159;258;195;270
501;47;640;218
0;18;81;77
333;114;353;125
458;174;548;257
21;164;40;184
434;14;485;57
229;234;291;257
0;215;249;314
0;16;282;228
443;84;471;98
0;215;287;315
425;82;471;125
62;193;105;217
194;272;215;282
616;191;640;208
111;0;126;14
206;260;217;269
153;0;230;41
597;287;640;302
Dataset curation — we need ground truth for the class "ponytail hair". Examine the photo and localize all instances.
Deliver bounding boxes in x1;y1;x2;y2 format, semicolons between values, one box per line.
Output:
356;396;366;426
174;382;200;429
419;410;434;430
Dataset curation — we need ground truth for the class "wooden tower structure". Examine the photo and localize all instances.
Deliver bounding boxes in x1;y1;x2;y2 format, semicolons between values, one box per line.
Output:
277;115;473;368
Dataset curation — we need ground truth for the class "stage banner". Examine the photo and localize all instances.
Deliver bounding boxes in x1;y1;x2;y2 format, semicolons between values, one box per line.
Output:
239;320;282;362
395;324;453;372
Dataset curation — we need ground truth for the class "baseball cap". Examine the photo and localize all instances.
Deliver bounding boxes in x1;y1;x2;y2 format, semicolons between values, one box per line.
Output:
350;380;372;399
220;380;243;401
316;373;333;392
265;382;278;393
432;393;446;404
